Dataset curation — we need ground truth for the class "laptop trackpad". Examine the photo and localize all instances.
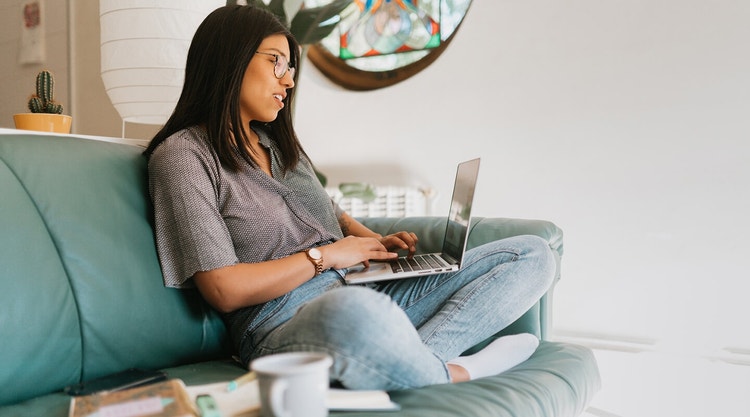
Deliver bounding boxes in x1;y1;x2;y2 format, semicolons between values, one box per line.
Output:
346;262;391;281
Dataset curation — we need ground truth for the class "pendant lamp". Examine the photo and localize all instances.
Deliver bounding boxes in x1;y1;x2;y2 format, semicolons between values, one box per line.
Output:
99;0;223;126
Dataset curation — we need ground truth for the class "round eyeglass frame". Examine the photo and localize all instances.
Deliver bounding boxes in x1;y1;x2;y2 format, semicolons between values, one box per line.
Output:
255;51;296;79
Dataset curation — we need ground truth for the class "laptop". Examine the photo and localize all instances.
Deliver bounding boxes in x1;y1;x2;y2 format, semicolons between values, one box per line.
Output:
344;158;481;285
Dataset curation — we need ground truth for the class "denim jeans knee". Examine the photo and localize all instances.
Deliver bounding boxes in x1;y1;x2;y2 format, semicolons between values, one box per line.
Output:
253;286;450;390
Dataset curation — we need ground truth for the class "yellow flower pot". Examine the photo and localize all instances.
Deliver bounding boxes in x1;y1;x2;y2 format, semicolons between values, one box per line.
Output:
13;113;72;134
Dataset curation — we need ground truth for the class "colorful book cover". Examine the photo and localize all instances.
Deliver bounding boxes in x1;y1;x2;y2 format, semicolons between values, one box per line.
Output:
69;379;196;417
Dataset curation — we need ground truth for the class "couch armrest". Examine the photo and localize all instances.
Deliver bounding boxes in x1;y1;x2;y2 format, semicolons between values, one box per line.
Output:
358;216;562;254
358;216;563;341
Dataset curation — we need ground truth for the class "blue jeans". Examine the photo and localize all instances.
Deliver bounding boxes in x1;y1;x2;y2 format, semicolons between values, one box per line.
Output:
239;235;556;390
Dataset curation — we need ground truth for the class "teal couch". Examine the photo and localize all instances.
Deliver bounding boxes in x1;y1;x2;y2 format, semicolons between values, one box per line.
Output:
0;131;600;416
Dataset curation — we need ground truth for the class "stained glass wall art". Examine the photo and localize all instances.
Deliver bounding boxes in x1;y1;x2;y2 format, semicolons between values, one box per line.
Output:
339;0;441;59
306;0;473;89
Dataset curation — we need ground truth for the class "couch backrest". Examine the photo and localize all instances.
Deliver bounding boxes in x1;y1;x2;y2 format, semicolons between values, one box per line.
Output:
0;133;227;405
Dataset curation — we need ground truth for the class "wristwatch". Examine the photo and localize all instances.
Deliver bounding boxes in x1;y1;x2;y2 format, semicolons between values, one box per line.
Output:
305;248;324;275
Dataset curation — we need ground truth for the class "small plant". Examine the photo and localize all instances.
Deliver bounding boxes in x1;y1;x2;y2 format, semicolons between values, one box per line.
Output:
27;70;63;114
338;182;377;203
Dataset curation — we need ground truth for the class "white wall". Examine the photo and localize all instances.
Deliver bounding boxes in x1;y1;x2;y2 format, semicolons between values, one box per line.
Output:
0;0;69;128
2;0;747;355
295;0;750;354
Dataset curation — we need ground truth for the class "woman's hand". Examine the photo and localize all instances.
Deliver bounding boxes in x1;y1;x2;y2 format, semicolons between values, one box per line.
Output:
379;231;419;258
321;236;398;269
334;213;418;263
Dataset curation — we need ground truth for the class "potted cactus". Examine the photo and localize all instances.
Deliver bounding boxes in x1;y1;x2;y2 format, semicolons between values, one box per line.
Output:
13;70;72;133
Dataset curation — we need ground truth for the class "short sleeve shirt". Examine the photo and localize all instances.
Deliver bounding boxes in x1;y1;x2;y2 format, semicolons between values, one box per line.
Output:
147;126;344;289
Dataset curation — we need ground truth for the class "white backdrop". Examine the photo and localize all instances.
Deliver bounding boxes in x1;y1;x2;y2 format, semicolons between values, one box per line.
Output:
295;0;750;354
7;0;745;356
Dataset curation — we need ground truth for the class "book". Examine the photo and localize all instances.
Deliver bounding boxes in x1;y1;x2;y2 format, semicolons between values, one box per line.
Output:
326;388;400;411
69;378;196;417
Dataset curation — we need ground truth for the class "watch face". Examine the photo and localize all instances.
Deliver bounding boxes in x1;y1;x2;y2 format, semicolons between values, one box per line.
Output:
308;248;322;260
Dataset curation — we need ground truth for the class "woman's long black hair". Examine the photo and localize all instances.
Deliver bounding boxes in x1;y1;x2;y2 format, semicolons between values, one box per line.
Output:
143;5;304;173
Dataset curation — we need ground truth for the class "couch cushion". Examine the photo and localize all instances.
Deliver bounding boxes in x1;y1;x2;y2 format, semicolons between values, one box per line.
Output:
378;342;601;417
0;341;600;417
0;134;227;405
0;153;81;404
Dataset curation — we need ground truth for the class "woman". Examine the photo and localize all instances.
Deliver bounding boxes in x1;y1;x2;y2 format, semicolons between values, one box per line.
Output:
144;5;555;390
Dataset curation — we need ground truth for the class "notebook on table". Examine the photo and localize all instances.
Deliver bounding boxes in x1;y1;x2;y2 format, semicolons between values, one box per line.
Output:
344;158;480;285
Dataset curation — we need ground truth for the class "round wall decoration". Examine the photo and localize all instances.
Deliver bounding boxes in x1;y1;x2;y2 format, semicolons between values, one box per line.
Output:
306;0;474;91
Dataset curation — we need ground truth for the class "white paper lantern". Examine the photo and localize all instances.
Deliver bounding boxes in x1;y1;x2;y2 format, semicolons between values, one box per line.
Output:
99;0;223;125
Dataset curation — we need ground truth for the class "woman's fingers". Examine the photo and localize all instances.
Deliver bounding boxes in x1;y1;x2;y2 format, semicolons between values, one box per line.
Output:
380;231;419;256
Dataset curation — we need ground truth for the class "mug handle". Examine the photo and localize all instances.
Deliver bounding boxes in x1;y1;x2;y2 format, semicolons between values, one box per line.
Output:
269;379;290;417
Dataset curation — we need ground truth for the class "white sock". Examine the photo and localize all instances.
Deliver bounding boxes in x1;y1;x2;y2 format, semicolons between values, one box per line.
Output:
447;333;539;380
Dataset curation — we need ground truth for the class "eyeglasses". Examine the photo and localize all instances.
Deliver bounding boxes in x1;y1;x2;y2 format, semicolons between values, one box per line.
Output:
255;52;295;79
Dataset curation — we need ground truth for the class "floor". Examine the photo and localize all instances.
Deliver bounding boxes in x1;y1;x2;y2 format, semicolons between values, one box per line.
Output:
578;347;750;417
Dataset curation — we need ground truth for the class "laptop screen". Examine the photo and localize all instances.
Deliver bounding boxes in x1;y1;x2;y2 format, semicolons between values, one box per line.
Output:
441;158;480;263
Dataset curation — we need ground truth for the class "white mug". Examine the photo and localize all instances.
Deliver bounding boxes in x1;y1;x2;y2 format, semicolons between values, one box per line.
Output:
251;352;333;417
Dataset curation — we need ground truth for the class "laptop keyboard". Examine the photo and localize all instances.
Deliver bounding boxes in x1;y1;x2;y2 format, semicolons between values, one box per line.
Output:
390;254;445;273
